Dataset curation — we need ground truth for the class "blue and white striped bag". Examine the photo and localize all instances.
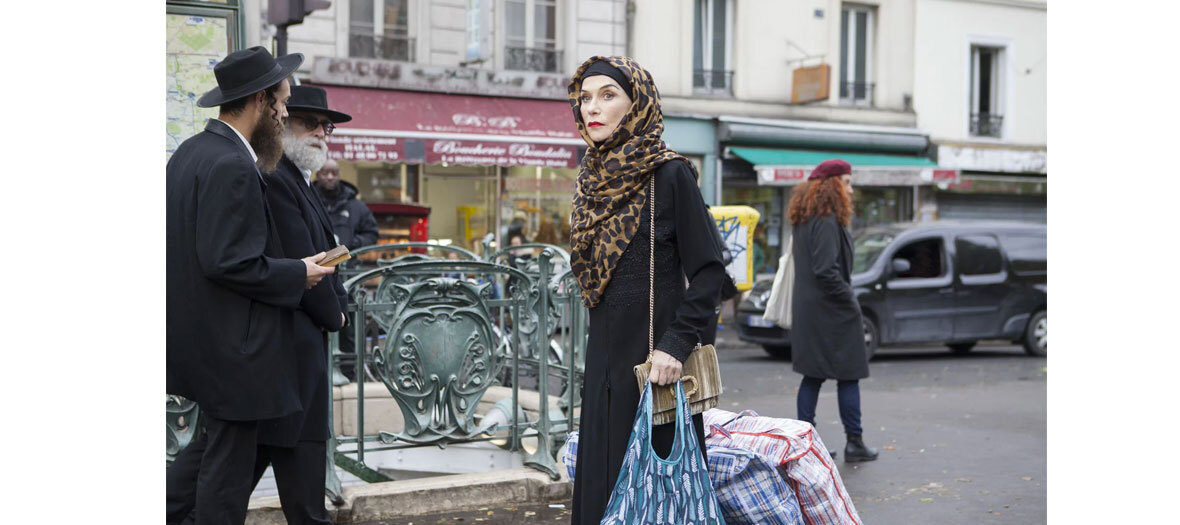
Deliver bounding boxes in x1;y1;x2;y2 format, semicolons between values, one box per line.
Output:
707;446;804;525
563;431;803;524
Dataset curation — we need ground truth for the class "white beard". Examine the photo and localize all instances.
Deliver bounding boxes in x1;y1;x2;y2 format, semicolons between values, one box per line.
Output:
283;130;328;173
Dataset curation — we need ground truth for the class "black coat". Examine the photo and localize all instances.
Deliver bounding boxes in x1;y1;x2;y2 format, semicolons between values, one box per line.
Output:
789;214;869;380
572;160;727;524
257;156;349;446
313;180;379;250
166;120;307;421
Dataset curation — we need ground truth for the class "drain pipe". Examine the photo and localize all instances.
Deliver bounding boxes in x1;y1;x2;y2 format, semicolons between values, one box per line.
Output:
625;0;635;57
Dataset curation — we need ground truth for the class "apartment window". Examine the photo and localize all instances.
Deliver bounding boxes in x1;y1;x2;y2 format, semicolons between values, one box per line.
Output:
504;0;559;72
970;45;1005;138
350;0;414;61
839;4;874;105
692;0;733;95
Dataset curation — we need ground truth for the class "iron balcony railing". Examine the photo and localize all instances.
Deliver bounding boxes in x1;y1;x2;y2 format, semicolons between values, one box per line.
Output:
349;33;416;62
970;113;1004;138
693;69;734;96
840;82;875;105
504;46;562;73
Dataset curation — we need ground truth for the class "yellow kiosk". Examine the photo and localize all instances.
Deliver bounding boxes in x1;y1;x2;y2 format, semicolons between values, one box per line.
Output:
708;205;761;292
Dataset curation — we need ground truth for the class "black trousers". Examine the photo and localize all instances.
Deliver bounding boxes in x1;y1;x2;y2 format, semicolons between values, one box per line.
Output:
166;416;258;525
167;421;330;525
249;441;332;525
796;376;864;436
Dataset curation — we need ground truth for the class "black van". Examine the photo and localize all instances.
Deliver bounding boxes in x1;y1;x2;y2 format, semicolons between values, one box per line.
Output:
737;221;1046;359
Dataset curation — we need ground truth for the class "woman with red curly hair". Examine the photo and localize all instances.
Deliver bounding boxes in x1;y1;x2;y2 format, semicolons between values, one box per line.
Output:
788;159;879;462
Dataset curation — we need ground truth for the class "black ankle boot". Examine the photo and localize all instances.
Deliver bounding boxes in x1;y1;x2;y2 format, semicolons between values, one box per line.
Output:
844;433;879;462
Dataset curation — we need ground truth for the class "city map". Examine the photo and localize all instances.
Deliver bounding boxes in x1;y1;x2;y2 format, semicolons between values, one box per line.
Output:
166;13;228;159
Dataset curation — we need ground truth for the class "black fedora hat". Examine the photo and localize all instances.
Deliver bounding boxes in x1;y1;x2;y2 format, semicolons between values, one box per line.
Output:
197;47;304;108
286;85;352;123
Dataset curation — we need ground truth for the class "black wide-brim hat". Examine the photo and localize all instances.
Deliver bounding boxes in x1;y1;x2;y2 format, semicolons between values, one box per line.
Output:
197;47;304;108
286;85;352;123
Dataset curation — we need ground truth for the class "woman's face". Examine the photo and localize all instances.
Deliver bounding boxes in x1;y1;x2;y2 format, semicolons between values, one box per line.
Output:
840;174;854;199
578;75;633;143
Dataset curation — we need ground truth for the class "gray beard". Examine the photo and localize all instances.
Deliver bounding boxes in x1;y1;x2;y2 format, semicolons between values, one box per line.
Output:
283;131;328;173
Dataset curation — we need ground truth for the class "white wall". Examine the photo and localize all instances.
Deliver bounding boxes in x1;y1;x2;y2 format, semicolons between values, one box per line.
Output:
913;0;1046;145
630;0;916;123
570;0;627;74
271;0;623;78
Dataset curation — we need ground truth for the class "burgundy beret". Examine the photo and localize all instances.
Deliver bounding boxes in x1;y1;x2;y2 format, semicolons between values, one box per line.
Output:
808;159;852;180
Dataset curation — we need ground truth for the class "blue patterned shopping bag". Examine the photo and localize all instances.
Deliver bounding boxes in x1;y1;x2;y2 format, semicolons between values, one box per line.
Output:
600;381;725;525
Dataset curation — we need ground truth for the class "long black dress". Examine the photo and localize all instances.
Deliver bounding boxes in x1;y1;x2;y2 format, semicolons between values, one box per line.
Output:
572;159;728;524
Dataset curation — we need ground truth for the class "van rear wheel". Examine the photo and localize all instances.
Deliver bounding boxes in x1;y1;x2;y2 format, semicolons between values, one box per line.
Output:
947;342;976;354
863;315;879;361
1023;310;1046;356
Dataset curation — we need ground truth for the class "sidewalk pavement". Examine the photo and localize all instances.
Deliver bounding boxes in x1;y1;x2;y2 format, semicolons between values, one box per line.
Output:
246;467;573;524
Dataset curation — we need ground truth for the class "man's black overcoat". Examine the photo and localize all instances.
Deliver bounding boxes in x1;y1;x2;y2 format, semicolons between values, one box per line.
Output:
166;119;307;421
257;155;348;446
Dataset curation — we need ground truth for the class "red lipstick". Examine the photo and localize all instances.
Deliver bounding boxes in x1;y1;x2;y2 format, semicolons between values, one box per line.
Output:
588;121;604;128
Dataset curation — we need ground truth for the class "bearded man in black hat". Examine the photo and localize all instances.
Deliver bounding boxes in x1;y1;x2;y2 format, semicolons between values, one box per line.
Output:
165;47;336;525
240;85;354;524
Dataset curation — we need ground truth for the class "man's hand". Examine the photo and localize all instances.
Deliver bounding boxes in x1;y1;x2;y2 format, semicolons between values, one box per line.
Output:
648;349;683;386
302;252;335;289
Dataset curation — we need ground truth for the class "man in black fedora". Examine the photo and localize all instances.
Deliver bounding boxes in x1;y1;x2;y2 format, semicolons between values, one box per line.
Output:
243;85;354;524
166;47;337;524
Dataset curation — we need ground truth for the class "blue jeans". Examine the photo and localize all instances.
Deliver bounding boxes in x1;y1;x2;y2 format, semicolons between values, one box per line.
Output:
796;376;863;436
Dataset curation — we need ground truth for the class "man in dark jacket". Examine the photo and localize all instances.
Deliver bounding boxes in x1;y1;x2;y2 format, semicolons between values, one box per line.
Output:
313;158;379;382
166;48;336;524
313;159;378;250
245;85;352;523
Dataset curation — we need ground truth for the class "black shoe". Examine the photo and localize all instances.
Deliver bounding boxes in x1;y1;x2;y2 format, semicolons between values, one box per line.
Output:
844;433;879;462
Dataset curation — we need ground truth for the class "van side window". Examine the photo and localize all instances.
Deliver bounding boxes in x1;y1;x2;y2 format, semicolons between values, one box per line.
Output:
1002;233;1047;276
893;238;945;279
956;234;1004;276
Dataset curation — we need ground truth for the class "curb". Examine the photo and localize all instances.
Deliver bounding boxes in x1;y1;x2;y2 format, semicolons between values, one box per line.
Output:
246;467;572;524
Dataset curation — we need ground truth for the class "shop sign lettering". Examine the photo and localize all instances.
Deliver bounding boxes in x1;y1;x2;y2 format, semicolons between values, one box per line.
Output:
312;57;568;100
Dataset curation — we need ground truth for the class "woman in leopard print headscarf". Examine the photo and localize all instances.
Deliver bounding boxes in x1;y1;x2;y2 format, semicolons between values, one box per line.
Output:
567;56;729;524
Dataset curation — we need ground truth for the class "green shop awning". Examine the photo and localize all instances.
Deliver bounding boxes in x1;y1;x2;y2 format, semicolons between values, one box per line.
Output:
729;147;954;186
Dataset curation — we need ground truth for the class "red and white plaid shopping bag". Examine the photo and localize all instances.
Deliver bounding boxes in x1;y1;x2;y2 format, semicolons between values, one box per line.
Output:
704;408;861;525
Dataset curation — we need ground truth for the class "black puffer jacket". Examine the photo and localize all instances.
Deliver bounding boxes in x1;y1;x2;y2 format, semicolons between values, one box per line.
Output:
312;180;379;250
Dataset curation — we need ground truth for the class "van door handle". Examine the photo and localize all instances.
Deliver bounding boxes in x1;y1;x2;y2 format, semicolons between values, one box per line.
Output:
939;288;955;294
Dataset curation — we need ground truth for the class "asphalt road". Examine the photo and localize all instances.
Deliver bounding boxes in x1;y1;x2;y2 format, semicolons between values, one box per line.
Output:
359;325;1047;524
714;328;1047;524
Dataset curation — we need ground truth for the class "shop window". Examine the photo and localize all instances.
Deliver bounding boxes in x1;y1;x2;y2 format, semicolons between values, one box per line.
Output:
350;0;414;61
955;234;1003;276
502;166;577;247
892;238;945;279
693;0;733;96
354;164;419;203
970;45;1005;138
504;0;559;72
852;187;913;231
839;3;874;106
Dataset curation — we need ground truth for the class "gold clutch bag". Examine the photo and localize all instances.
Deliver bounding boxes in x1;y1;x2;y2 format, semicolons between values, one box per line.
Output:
631;177;723;427
633;344;723;426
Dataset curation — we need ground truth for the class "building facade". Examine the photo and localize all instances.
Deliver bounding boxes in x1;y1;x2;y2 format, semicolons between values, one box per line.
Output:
631;0;947;275
166;0;1046;262
913;0;1047;222
263;0;628;252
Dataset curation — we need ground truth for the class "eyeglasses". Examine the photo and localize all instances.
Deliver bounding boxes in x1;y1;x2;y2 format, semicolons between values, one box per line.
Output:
290;115;336;136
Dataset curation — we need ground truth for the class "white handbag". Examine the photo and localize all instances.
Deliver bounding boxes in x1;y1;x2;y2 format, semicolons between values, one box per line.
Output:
761;236;794;329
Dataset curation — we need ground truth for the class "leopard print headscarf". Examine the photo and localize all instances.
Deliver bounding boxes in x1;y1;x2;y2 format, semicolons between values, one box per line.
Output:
568;56;697;308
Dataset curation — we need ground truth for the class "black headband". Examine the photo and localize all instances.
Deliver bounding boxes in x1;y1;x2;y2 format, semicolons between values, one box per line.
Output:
581;60;633;98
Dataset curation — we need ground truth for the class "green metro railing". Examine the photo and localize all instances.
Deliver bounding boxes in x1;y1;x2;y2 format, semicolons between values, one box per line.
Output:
167;243;588;499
